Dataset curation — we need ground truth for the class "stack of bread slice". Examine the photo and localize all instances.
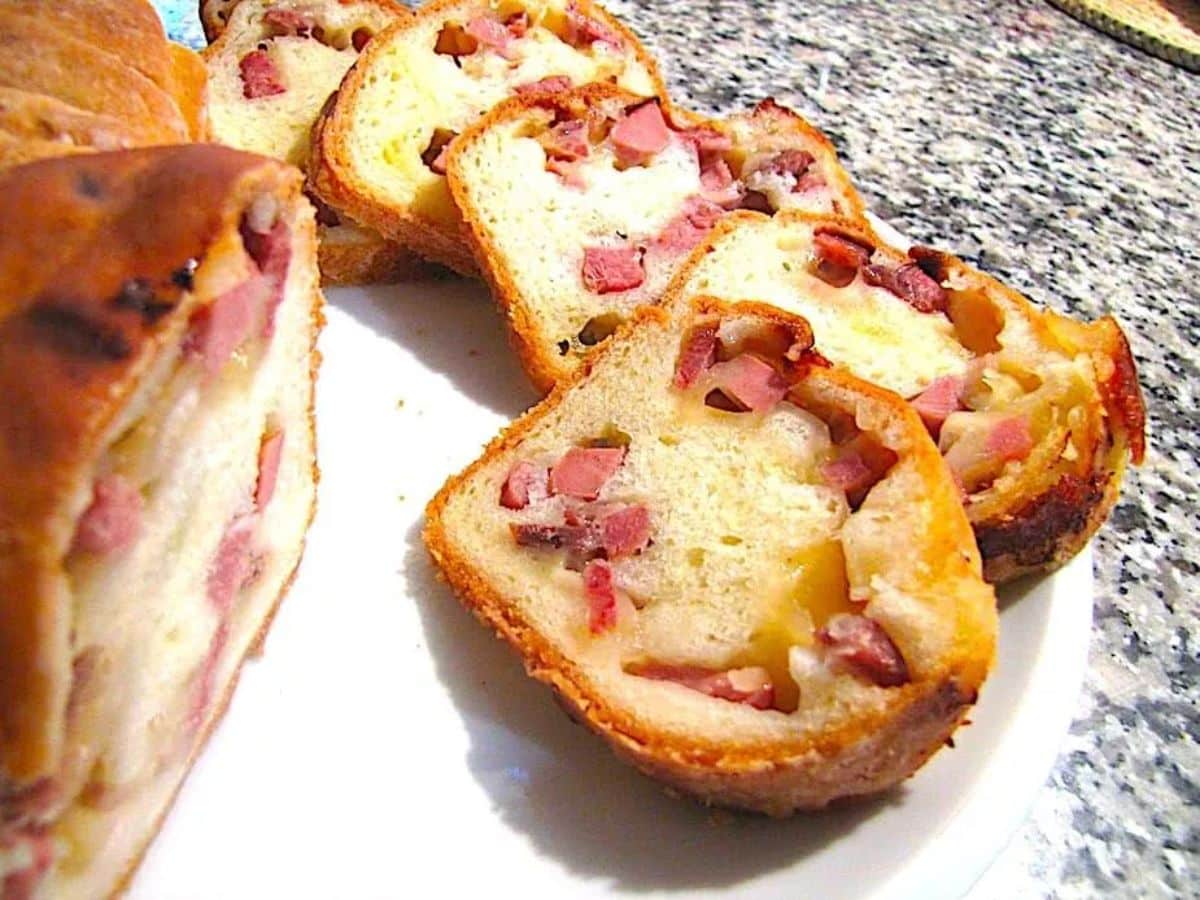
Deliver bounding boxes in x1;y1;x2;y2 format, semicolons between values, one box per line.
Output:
201;0;424;284
0;0;207;171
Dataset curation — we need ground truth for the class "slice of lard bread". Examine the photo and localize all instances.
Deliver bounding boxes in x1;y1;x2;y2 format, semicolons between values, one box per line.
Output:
449;85;866;392
204;0;425;285
309;0;667;275
426;297;997;815
665;211;1146;582
0;145;322;899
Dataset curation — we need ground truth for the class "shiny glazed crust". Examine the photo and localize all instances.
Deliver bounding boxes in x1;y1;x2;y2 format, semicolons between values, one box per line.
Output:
0;145;316;782
307;0;668;276
425;301;997;814
448;85;869;394
663;211;1146;583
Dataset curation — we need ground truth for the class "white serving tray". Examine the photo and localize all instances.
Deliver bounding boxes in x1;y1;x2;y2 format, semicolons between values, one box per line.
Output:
132;272;1092;900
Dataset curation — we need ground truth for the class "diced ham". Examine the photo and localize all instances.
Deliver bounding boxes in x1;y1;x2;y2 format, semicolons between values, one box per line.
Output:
505;11;529;37
985;416;1034;462
759;149;814;180
184;277;262;375
601;504;651;557
609;102;670;166
679;127;733;154
500;460;548;509
792;171;826;194
516;75;573;95
565;2;622;48
546;157;586;189
817;613;909;687
673;323;719;388
239;50;286;99
539;119;588;160
72;474;142;554
581;245;644;294
255;429;285;509
706;354;788;412
909;374;965;435
654;195;725;253
262;8;315;35
352;27;374;51
583;559;618;633
635;664;775;710
241;218;291;338
739;189;773;213
188;622;229;731
206;514;256;614
548;446;625;500
819;452;873;494
699;156;740;208
862;262;948;314
1;827;54;900
813;229;873;270
465;14;515;58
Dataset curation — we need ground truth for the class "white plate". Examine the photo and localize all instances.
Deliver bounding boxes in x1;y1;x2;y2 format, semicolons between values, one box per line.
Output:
131;276;1092;900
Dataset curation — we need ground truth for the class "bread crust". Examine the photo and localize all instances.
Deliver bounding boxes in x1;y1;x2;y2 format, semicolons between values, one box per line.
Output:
308;0;668;274
661;210;1146;583
0;87;156;153
0;145;305;782
0;10;190;144
447;85;869;394
317;223;433;285
425;300;996;814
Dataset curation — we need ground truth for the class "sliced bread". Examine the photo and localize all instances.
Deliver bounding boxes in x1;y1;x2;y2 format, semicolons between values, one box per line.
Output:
665;210;1146;582
426;297;996;815
309;0;667;275
448;84;866;392
203;0;425;284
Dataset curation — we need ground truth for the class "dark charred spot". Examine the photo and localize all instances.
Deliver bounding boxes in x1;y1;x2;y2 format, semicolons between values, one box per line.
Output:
76;173;103;199
112;278;176;324
171;259;198;291
557;339;570;355
29;303;131;361
975;472;1109;577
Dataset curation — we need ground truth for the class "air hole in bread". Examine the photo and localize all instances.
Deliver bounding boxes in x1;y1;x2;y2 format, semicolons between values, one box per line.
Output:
577;312;623;346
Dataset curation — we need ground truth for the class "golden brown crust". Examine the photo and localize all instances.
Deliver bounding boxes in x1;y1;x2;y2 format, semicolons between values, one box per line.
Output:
0;10;190;144
662;210;1145;584
424;299;995;814
167;44;211;142
0;87;152;153
0;145;302;782
308;0;668;274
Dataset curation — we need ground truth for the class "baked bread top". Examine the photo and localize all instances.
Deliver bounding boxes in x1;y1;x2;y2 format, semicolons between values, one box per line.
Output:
0;145;303;781
427;297;996;814
308;0;667;274
448;84;866;392
666;211;1146;581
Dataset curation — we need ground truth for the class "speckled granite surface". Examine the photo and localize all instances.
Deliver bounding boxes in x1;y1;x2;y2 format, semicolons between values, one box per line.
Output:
158;0;1197;895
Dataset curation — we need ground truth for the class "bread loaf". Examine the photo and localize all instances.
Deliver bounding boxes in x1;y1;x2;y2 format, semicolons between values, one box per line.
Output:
448;85;866;392
0;145;322;899
665;211;1146;582
426;297;996;815
309;0;667;275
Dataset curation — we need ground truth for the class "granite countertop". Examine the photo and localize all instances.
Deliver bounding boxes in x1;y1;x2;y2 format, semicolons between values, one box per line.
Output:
161;0;1197;895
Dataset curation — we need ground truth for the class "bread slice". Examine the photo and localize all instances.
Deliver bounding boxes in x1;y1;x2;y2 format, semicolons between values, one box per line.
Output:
449;85;866;392
426;297;997;815
0;145;322;898
665;211;1146;582
309;0;667;275
0;10;191;145
204;0;425;284
199;0;243;42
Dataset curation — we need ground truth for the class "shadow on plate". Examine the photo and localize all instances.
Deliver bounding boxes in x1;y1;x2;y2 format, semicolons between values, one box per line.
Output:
404;520;901;893
324;278;539;419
